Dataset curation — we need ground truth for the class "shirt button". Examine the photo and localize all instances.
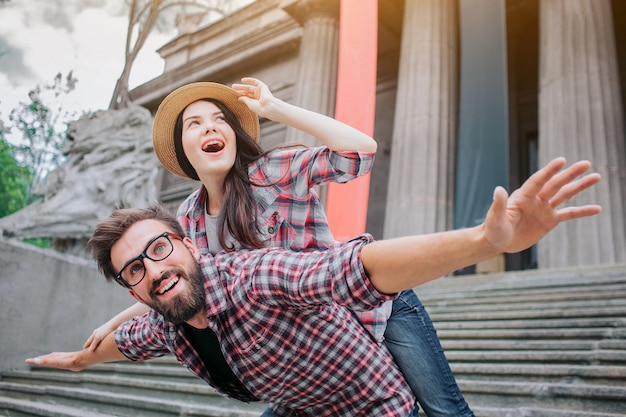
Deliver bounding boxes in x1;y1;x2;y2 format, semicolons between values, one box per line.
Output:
255;344;261;350
267;226;275;234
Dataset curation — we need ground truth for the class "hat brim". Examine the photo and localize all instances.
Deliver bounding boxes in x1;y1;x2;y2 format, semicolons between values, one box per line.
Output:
152;82;260;179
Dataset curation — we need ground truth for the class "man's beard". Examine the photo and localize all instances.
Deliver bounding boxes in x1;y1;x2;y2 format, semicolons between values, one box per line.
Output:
148;263;206;324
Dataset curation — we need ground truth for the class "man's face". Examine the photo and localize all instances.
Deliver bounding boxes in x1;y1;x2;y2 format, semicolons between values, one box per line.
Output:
110;219;206;324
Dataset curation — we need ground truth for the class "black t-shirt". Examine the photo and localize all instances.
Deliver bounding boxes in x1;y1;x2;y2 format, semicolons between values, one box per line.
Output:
183;322;259;402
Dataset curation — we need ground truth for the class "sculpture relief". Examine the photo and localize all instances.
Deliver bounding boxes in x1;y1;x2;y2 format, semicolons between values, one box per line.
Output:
0;105;160;256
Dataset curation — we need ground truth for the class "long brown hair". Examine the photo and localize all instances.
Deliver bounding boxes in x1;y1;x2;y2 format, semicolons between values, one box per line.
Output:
174;98;268;250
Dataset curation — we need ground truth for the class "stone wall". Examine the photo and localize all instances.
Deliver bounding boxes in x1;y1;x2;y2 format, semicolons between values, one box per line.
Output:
0;238;134;372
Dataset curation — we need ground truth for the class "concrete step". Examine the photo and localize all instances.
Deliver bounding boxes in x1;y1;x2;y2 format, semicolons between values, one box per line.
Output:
456;379;626;415
422;284;626;306
437;326;626;340
449;363;626;385
444;348;626;364
429;305;626;322
0;380;265;417
1;369;216;398
468;405;626;417
0;363;268;417
423;288;626;312
416;264;626;298
440;338;626;351
426;293;626;314
0;394;114;417
432;316;626;330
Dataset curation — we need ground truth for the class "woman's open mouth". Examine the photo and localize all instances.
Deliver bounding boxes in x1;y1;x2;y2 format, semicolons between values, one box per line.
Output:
202;140;225;153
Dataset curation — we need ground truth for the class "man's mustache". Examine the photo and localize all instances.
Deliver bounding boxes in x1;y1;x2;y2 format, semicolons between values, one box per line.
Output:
150;267;187;293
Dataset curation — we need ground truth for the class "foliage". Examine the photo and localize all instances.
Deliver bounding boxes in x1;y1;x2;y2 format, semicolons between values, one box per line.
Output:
8;71;79;198
23;238;50;249
0;134;31;218
110;0;247;109
0;126;51;247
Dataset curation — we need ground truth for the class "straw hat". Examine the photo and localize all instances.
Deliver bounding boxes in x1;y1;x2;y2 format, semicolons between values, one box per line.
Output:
152;82;260;179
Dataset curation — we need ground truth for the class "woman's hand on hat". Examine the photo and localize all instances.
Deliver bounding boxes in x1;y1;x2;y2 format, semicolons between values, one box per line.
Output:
232;77;276;118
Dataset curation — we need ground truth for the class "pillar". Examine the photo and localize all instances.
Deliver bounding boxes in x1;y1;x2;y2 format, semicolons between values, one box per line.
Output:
383;0;459;238
538;0;626;267
283;0;340;146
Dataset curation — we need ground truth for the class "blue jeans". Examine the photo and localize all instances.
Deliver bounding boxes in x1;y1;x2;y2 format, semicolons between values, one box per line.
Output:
384;290;474;417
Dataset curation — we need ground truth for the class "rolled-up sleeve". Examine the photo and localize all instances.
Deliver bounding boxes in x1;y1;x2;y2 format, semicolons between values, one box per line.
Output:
327;150;375;179
255;148;375;196
115;312;171;361
305;148;375;187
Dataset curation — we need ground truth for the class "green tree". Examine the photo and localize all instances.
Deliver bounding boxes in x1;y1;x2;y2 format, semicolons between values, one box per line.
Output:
0;123;31;218
1;107;52;249
8;71;78;199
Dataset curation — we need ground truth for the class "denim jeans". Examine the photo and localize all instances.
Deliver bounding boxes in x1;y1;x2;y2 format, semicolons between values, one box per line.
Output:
384;290;474;417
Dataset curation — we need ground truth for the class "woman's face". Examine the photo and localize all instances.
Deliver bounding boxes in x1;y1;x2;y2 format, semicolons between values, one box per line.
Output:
180;100;237;182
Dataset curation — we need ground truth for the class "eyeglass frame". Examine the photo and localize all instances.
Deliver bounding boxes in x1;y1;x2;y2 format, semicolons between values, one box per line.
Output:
114;231;183;288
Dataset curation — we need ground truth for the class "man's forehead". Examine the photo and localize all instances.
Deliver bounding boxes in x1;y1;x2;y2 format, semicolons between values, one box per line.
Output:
111;219;169;265
124;219;168;241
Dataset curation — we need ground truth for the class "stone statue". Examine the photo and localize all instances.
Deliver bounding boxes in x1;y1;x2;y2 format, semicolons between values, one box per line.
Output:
0;104;160;256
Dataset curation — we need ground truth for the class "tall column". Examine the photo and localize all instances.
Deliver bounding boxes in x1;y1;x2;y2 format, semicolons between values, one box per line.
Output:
538;0;626;267
283;0;340;146
325;0;378;240
383;0;458;238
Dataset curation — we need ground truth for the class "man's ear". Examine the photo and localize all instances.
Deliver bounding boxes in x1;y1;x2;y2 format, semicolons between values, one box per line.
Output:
183;236;200;260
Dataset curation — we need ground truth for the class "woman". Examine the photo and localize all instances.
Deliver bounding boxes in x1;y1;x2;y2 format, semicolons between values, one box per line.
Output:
87;77;474;417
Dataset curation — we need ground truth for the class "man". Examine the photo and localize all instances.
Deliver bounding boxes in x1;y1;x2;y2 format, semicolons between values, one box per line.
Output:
27;158;601;416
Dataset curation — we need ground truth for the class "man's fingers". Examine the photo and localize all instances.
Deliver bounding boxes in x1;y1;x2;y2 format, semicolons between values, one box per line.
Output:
556;205;602;222
549;172;601;208
486;186;509;225
519;157;567;200
83;335;94;350
538;160;593;202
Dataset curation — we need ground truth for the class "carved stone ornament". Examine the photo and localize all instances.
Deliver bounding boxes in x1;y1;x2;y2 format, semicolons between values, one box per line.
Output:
0;105;160;255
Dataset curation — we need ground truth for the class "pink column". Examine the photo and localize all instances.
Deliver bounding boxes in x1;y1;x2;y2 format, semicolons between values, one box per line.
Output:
325;0;377;241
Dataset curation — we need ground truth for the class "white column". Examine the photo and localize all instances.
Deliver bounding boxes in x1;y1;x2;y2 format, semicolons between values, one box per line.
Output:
283;0;339;146
538;0;626;267
384;0;458;237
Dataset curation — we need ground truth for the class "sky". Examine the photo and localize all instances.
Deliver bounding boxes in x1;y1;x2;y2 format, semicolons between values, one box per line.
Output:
0;0;176;143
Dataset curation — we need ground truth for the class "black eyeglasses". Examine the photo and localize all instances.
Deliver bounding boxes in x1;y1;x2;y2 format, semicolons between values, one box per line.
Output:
114;232;183;288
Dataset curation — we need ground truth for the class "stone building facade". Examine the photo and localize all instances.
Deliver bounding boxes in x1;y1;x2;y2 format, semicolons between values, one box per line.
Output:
130;0;626;272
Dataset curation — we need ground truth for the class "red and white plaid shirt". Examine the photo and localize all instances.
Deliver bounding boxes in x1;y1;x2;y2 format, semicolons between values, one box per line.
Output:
178;147;392;341
115;236;415;416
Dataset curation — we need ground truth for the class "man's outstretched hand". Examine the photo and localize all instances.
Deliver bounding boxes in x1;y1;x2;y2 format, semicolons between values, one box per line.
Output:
482;157;601;254
26;351;87;372
26;331;128;371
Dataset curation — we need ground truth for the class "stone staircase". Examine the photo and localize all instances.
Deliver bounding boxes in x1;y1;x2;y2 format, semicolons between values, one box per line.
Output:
417;263;626;417
0;358;268;417
1;264;625;416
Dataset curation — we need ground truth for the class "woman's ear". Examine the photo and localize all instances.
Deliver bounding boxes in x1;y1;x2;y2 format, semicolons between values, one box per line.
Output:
183;236;200;260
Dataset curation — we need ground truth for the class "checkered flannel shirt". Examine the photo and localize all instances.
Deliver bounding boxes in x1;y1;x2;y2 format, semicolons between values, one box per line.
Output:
115;235;414;416
178;147;392;341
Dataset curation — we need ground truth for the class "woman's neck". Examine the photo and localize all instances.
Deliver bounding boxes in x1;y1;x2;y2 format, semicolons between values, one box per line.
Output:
201;178;225;216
